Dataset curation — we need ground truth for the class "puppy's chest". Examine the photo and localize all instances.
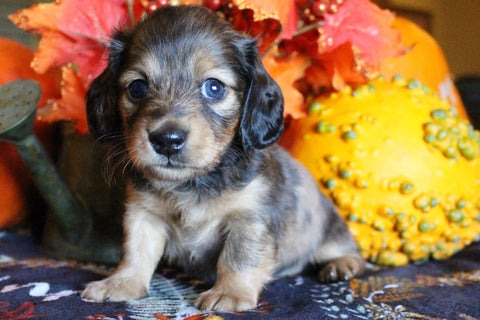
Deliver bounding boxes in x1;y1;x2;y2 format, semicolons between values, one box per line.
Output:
161;195;227;269
168;207;224;249
157;183;260;246
144;179;265;274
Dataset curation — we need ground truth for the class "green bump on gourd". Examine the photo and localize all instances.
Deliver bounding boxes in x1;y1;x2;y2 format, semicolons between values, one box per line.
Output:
309;101;324;114
419;221;431;232
444;146;457;159
448;209;464;223
324;178;336;190
436;129;448;141
458;137;478;160
316;121;335;134
400;182;414;195
339;170;351;179
456;199;467;209
342;130;357;140
414;195;429;210
348;213;359;222
407;78;420;89
424;133;436;143
431;109;448;120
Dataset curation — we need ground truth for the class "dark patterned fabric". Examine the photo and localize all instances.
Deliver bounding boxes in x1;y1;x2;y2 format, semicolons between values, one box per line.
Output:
0;230;479;320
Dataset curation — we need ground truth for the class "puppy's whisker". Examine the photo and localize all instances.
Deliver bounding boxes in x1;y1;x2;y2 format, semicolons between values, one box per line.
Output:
92;133;125;146
121;157;134;177
226;142;250;163
101;138;133;186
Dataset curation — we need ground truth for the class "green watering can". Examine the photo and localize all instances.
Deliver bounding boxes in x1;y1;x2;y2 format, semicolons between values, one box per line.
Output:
0;80;122;263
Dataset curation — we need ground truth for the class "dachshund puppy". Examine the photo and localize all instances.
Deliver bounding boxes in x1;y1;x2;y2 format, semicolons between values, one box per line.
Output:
81;5;365;312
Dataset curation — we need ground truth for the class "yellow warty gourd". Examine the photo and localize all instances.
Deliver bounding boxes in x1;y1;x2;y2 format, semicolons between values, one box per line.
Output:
281;77;480;266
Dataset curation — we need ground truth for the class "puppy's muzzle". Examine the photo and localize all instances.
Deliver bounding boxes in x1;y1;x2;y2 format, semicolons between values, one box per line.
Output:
149;126;188;157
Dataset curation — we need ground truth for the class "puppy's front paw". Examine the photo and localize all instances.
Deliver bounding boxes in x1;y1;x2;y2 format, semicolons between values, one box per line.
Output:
318;255;365;283
81;275;148;302
195;287;257;312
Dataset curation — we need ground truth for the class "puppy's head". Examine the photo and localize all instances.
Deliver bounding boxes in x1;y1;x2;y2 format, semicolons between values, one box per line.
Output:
87;6;283;182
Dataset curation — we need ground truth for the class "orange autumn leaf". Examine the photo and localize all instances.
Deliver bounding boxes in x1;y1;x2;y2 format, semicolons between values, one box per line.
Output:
234;0;298;39
37;64;88;134
263;53;310;119
9;0;135;86
304;43;368;93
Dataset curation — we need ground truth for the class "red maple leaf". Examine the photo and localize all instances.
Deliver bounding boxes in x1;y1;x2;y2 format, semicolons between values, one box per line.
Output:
318;0;402;70
9;0;139;87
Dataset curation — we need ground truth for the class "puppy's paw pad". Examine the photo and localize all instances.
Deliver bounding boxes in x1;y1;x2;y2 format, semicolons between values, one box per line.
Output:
81;276;148;302
195;288;257;312
318;255;365;283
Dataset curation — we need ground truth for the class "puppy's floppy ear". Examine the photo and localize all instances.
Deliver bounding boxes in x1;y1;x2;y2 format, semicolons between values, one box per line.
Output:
86;31;129;141
240;41;284;150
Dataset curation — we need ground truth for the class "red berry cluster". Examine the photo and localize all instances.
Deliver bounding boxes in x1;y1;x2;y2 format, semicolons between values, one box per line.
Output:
202;0;239;22
143;0;344;62
145;0;169;14
146;0;234;14
297;0;344;23
145;0;344;26
203;0;235;11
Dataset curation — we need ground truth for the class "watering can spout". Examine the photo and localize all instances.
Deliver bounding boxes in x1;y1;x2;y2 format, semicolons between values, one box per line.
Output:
0;80;90;244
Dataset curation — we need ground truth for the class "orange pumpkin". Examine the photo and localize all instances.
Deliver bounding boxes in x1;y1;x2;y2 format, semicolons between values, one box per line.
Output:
0;38;60;228
0;38;60;107
0;146;28;227
380;17;467;118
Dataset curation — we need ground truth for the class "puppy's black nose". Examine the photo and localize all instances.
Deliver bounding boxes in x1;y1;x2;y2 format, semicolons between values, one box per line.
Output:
149;128;187;156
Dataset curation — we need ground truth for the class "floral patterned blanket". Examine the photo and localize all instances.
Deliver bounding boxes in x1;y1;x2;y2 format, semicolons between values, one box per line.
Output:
0;230;479;320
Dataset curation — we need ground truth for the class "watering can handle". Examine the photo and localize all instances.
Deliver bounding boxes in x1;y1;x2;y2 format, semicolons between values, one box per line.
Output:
16;134;88;242
0;80;89;243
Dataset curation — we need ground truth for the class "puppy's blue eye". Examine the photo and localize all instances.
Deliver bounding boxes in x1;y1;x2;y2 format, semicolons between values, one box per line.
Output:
126;79;148;101
201;78;226;100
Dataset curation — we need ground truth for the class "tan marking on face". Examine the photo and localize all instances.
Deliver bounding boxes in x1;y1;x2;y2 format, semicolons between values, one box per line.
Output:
117;47;243;183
